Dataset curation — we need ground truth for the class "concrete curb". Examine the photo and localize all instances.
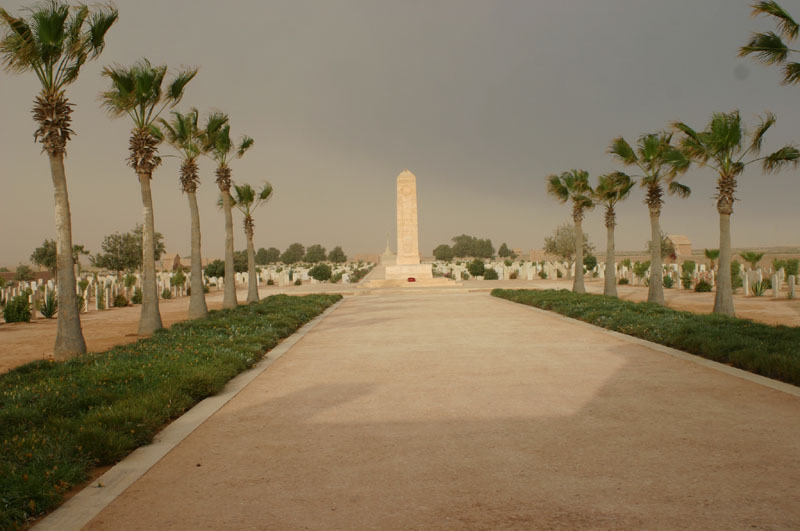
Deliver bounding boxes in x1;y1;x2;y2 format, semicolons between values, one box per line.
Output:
33;299;345;531
491;294;800;399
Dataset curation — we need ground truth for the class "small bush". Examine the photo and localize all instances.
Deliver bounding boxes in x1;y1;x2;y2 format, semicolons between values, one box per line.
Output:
294;278;302;286
467;259;485;277
113;294;129;307
752;279;769;297
538;270;548;279
41;292;58;318
504;259;513;267
663;275;674;289
618;278;629;285
96;286;105;310
267;279;275;286
484;268;499;280
731;260;744;289
76;294;85;313
694;280;712;292
462;272;470;280
131;288;142;304
509;271;518;280
170;269;186;287
3;295;31;323
556;269;563;279
161;288;172;300
308;264;332;282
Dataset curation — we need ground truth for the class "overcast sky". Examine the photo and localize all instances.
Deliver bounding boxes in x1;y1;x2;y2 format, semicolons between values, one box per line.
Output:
2;0;799;265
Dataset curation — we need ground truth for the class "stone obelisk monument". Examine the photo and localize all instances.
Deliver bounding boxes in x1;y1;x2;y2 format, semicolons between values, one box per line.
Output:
385;170;433;280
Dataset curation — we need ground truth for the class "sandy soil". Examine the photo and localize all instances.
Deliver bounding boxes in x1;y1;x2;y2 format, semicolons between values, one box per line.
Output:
84;292;800;530
2;279;798;375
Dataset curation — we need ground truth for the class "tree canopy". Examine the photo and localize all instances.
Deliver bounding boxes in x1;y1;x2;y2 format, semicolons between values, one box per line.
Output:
543;223;594;264
328;246;347;264
92;225;165;275
304;244;326;263
281;243;305;264
450;234;494;259
433;244;454;261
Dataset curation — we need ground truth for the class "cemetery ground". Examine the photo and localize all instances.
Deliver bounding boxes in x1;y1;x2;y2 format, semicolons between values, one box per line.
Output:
2;277;799;375
41;290;798;530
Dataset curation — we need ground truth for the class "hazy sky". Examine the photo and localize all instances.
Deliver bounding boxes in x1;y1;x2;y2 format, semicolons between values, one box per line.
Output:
2;0;800;265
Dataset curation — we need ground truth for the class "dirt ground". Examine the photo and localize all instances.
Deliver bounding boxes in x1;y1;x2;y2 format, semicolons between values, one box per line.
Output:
83;292;800;530
2;279;799;374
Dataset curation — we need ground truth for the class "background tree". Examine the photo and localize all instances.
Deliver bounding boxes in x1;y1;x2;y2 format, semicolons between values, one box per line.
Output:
740;1;800;84
705;249;720;271
230;182;274;303
304;244;327;263
15;264;35;282
255;248;268;265
467;259;485;277
204;259;225;278
308;263;332;282
72;244;89;276
546;169;595;293
91;231;139;277
646;231;676;262
202;115;253;310
281;243;305;264
0;1;117;358
233;250;248;273
264;247;281;264
543;223;594;268
31;239;58;276
328;246;347;263
450;234;494;259
593;171;634;297
433;244;455;261
674;111;799;315
498;243;512;258
740;251;765;270
610;132;690;305
101;58;196;335
155;108;208;319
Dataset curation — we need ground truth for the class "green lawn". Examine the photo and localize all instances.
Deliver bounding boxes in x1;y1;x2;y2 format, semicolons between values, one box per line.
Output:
0;294;340;528
492;289;800;387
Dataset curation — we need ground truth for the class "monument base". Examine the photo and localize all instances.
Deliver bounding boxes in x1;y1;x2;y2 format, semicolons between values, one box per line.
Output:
384;263;433;281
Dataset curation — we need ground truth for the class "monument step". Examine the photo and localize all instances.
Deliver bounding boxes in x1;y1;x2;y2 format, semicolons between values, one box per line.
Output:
358;278;461;289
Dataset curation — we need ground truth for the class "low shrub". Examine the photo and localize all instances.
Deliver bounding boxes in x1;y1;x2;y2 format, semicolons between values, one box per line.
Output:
294;278;302;286
267;279;275;286
131;287;143;304
752;279;769;297
618;278;629;285
3;295;31;323
483;268;499;280
0;294;341;527
663;275;674;289
161;288;172;300
467;259;485;277
113;294;129;307
509;271;518;280
308;264;332;282
694;280;712;292
556;269;563;279
40;292;58;318
461;272;470;280
538;270;548;279
491;289;800;387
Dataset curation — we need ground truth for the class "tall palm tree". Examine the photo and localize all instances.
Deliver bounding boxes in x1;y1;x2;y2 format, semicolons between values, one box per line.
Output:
704;248;720;272
546;170;594;293
202;118;254;309
609;132;690;305
673;111;799;316
155;108;209;319
740;1;800;84
0;1;117;359
230;182;274;303
593;172;634;297
101;59;197;335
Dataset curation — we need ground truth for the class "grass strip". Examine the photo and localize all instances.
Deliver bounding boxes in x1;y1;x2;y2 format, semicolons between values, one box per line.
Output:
0;293;341;528
492;289;800;387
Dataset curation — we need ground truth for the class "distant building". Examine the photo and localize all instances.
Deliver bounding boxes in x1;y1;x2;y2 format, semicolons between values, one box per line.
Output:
665;235;692;256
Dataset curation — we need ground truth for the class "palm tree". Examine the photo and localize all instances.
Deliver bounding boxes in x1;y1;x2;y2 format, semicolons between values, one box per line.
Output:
202;118;254;309
100;59;197;335
673;111;799;316
740;1;800;84
0;1;117;359
546;170;594;293
704;248;720;272
740;251;765;270
609;132;690;305
593;172;634;297
155;108;209;319
230;182;274;303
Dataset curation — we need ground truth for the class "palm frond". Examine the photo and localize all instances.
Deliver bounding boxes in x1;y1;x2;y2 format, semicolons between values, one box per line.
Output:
87;5;118;59
609;136;636;165
257;181;274;202
782;61;800;83
763;145;800;172
546;174;569;203
749;111;776;153
739;31;790;64
752;1;799;39
166;67;198;105
236;135;254;158
668;181;691;198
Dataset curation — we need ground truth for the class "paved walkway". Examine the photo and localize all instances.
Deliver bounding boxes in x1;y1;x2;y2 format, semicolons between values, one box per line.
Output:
66;292;800;528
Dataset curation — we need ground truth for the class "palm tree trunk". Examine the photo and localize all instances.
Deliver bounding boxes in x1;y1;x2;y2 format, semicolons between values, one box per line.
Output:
187;191;208;319
221;190;238;309
604;222;617;297
714;212;735;316
647;211;664;305
246;226;258;303
573;219;585;293
49;152;86;359
138;172;163;335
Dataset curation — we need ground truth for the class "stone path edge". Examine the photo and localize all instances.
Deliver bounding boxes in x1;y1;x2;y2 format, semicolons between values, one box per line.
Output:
32;298;345;531
491;295;800;398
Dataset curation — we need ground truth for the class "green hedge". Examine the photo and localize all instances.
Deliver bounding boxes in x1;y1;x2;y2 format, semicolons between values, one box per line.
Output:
492;289;800;387
0;294;340;527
